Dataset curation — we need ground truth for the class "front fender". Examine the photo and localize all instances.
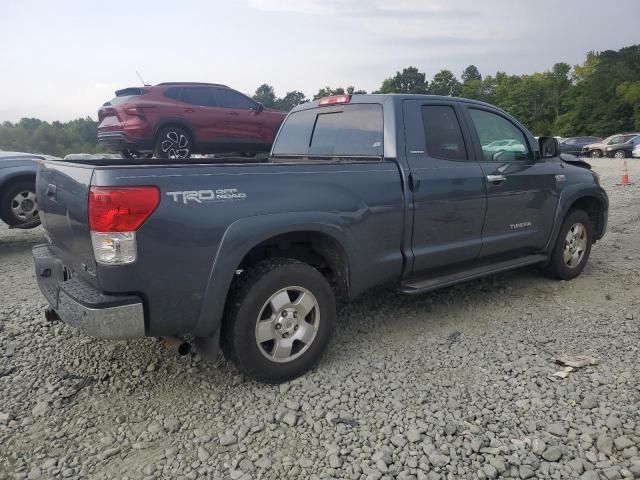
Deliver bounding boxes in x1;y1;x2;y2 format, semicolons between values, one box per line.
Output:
544;183;608;252
193;211;355;337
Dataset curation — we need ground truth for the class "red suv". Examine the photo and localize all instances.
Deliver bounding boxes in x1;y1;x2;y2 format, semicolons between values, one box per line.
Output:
97;82;287;158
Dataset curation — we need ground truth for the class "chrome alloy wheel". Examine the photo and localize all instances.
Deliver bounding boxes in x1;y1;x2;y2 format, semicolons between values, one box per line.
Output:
255;286;320;363
563;223;587;268
11;190;38;221
161;131;190;158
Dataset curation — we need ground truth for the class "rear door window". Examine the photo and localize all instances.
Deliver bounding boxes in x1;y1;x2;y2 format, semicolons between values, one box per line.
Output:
421;105;467;161
164;87;182;100
180;87;216;107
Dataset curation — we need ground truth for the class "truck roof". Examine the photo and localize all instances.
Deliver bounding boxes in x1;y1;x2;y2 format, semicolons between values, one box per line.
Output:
293;93;498;112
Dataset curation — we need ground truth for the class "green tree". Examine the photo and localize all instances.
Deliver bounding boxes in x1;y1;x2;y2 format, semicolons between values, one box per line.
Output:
428;69;462;96
276;91;308;111
377;67;428;94
252;84;277;108
461;65;482;83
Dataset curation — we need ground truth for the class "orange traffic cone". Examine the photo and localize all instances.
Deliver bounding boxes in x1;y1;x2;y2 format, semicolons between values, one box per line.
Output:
619;160;632;186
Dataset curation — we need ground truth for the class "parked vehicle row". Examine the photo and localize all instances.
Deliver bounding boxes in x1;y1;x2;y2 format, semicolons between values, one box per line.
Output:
97;82;287;159
34;93;608;382
580;133;640;158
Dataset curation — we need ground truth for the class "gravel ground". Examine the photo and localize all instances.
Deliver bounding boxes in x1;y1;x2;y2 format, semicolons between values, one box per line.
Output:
0;158;639;480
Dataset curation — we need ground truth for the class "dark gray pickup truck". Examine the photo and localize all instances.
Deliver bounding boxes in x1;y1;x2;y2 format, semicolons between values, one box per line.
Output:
32;94;608;383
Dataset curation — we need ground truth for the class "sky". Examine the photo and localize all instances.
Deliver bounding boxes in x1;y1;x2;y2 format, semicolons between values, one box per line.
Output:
1;0;639;122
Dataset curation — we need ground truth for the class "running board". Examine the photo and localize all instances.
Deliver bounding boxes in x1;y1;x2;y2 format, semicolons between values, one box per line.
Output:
400;254;548;294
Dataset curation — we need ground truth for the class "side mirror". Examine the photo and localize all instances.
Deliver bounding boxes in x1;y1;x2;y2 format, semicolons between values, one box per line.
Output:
538;136;559;158
491;150;505;162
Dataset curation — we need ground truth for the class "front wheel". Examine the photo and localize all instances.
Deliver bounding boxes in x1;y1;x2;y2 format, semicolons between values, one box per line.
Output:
0;180;40;228
153;126;192;159
222;258;335;383
543;210;592;280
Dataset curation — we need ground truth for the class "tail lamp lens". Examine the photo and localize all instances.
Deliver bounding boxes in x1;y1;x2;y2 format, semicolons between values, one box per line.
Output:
89;187;159;232
91;231;137;265
89;186;159;265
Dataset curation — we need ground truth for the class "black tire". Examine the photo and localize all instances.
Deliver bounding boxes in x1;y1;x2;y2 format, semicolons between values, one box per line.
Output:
222;258;335;383
153;126;192;159
120;149;152;159
543;209;592;280
0;180;40;227
590;149;602;158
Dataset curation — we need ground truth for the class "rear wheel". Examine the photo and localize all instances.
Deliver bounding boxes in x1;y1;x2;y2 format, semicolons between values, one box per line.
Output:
222;258;335;383
0;180;40;227
543;209;592;280
153;126;192;159
590;150;602;158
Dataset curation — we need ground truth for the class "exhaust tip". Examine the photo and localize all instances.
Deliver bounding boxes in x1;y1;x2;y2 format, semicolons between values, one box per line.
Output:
162;336;192;356
177;341;191;356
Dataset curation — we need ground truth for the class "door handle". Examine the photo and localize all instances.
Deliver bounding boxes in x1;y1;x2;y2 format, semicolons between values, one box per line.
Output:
486;174;506;183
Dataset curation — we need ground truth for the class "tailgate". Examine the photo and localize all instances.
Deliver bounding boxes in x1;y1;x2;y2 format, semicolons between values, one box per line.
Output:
37;161;97;285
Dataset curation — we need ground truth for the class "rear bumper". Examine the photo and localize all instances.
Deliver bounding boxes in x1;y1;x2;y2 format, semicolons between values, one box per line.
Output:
32;244;145;339
97;132;152;152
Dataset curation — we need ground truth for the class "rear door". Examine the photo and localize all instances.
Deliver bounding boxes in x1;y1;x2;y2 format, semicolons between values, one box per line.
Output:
403;99;487;273
178;87;227;143
461;106;560;257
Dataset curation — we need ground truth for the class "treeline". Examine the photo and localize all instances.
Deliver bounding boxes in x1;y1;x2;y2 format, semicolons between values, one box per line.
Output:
1;45;639;156
253;44;640;137
0;117;105;157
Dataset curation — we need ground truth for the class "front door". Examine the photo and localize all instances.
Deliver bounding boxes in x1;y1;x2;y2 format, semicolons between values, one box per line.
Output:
461;106;560;258
403;100;487;274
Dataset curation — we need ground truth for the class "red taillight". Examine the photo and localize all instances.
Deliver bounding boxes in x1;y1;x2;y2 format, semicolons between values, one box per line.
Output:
319;94;352;106
124;106;143;117
89;186;160;232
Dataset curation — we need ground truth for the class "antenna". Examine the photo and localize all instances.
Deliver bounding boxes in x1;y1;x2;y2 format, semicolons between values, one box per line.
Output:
136;71;148;86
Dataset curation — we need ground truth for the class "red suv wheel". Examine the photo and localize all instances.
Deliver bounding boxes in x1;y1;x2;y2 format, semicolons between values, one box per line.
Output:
154;126;192;159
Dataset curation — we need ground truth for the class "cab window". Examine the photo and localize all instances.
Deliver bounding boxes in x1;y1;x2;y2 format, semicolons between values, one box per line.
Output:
468;108;531;162
421;105;467;161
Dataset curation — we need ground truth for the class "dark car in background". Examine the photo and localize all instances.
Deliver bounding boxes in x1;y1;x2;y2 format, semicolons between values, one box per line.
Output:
559;136;600;156
605;135;640;158
0;151;58;228
97;82;287;159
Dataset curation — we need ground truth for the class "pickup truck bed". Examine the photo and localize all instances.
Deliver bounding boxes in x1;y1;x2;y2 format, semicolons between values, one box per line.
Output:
33;94;608;383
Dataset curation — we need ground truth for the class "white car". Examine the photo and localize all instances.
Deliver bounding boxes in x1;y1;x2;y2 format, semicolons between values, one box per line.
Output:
483;139;526;153
633;144;640;158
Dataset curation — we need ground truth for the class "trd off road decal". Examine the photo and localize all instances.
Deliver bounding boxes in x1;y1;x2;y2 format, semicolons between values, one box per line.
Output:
166;189;247;204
